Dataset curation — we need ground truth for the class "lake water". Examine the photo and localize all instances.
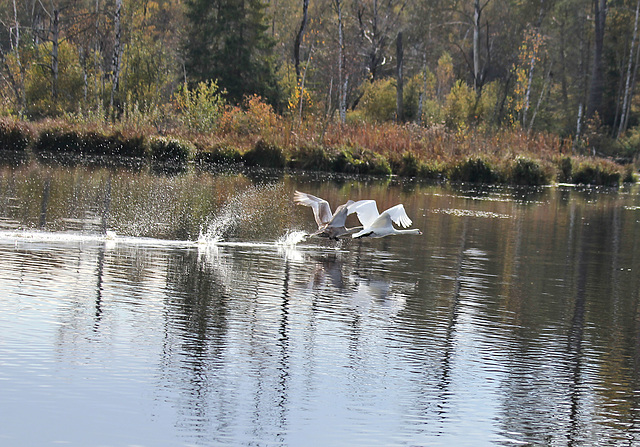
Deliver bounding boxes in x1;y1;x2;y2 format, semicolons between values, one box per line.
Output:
1;161;639;446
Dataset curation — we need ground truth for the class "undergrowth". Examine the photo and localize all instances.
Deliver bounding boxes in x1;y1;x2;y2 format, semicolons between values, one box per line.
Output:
0;115;636;186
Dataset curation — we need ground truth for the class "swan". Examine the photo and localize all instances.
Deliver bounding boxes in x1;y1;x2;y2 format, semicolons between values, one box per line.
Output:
349;201;422;238
294;191;366;240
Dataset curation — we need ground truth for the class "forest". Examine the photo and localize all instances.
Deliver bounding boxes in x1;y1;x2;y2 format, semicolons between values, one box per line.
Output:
1;0;640;184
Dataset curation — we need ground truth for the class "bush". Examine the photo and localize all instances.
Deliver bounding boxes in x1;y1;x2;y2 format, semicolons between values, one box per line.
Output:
558;156;573;183
243;139;286;168
288;144;335;171
332;146;392;176
220;95;280;138
572;159;621;186
510;157;550;185
358;78;397;122
0;119;32;151
392;152;421;177
444;80;476;129
149;137;192;164
449;157;499;183
34;128;83;153
195;144;242;165
174;80;226;133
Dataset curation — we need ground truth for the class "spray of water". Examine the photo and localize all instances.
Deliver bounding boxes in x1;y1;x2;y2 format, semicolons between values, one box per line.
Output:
276;230;308;247
197;183;293;244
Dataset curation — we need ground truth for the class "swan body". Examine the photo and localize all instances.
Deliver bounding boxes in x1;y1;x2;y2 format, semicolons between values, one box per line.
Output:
350;203;422;239
294;191;366;240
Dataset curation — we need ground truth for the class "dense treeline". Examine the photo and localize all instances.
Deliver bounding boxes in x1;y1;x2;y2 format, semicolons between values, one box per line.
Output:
2;0;640;166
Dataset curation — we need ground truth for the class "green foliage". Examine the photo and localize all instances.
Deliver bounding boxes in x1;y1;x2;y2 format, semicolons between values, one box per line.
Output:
359;78;397;122
288;145;335;171
195;144;242;165
122;32;177;108
242;139;286;168
449;157;500;183
25;41;86;118
174;80;226;133
444;81;477;129
332;146;392;176
392;152;421;177
618;126;640;160
0;119;32;151
183;0;280;105
572;159;622;186
510;157;550;185
149;137;193;164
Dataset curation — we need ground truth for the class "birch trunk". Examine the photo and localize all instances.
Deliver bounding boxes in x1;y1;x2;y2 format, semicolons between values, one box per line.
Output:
473;0;481;91
396;31;404;122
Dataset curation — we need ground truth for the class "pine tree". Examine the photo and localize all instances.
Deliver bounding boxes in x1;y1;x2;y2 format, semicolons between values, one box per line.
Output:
183;0;279;105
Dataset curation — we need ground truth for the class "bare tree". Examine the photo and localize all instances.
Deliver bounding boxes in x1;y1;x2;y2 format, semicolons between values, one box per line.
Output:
294;0;310;83
472;0;492;91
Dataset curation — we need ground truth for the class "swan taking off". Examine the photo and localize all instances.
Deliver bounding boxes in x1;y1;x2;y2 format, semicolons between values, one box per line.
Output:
349;200;422;239
294;191;365;240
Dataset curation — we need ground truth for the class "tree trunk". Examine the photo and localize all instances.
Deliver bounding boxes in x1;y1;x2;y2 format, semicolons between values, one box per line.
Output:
51;9;60;100
293;0;309;82
473;0;481;91
617;0;640;137
396;31;404;122
587;0;608;119
110;0;123;110
336;0;346;123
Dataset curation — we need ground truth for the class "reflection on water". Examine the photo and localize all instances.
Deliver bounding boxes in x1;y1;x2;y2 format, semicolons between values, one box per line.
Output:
0;162;640;446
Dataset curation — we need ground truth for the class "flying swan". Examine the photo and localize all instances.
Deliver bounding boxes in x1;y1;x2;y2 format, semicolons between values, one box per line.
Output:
294;191;366;240
349;200;422;239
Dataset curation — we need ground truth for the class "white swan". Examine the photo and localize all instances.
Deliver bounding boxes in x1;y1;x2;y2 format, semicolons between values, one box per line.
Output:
294;191;365;240
349;201;422;238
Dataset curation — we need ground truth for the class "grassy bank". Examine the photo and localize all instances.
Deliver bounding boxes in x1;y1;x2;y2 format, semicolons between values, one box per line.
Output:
0;116;636;186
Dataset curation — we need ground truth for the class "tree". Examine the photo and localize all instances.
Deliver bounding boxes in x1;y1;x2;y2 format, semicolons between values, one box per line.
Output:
183;0;280;105
587;0;608;119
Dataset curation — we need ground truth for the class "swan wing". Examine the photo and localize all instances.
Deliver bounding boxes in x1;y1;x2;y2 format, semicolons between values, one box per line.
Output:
347;200;379;227
382;204;412;228
328;200;354;227
294;191;333;226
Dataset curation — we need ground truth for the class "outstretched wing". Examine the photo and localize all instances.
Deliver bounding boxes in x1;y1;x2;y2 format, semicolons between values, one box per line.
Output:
347;200;379;227
381;204;412;228
294;191;333;226
328;200;355;227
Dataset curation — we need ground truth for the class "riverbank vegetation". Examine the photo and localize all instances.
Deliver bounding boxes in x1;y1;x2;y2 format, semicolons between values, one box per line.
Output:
1;0;640;185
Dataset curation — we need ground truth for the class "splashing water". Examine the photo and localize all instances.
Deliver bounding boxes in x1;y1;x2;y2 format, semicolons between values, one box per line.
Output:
198;183;291;244
276;230;308;247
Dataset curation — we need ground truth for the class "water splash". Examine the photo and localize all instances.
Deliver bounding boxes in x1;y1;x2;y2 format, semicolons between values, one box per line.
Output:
198;183;290;243
276;230;308;247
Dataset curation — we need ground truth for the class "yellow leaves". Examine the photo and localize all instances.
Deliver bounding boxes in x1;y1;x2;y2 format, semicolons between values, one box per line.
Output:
287;84;313;113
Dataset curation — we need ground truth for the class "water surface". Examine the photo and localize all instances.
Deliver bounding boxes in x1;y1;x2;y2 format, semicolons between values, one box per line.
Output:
1;162;639;446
